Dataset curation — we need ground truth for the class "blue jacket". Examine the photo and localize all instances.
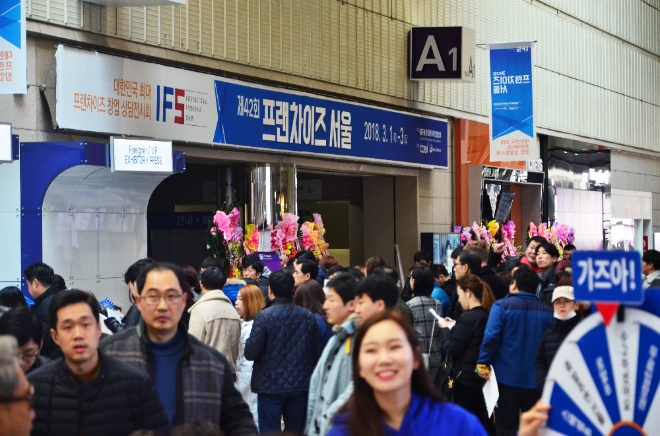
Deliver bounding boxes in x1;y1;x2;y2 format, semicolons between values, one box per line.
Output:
478;292;553;389
244;297;324;394
431;283;451;317
327;393;487;436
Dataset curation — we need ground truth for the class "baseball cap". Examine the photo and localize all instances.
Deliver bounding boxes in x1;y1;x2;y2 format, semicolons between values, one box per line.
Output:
552;286;575;303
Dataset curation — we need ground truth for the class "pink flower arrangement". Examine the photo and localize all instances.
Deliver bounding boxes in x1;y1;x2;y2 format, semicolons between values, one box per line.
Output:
300;214;329;260
528;221;575;256
209;207;245;278
273;213;301;265
459;219;520;259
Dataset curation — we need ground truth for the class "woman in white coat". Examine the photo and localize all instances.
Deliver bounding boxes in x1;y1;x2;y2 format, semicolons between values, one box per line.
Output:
234;284;266;425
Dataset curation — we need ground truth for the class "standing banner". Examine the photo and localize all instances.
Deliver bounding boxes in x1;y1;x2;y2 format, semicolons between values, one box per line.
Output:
488;42;536;162
55;45;448;168
0;0;26;94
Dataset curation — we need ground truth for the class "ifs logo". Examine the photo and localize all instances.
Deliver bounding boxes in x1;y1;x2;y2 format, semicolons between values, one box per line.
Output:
156;85;185;124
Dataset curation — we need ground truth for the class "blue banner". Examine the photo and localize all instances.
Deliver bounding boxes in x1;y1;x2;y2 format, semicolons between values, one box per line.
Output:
212;81;448;167
488;42;536;162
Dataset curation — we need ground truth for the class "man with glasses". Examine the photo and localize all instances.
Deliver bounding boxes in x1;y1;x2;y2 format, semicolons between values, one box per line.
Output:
0;335;35;436
0;307;50;374
28;290;170;435
101;262;258;435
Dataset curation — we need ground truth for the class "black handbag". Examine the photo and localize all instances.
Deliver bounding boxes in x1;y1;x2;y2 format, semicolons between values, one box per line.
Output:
434;338;461;402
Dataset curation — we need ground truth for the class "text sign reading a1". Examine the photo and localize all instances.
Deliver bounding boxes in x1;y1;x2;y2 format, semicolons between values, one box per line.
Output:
409;27;476;82
573;251;644;304
111;137;173;173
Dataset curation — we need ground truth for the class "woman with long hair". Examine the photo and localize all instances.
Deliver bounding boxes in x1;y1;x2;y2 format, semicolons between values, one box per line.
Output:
294;279;334;345
327;311;487;435
437;274;496;435
234;284;266;425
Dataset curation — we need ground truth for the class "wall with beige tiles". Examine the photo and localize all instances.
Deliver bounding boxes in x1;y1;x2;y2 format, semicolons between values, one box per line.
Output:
610;150;660;234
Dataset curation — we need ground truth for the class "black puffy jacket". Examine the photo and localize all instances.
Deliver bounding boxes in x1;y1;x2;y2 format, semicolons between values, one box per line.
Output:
28;352;170;436
448;306;489;391
535;314;582;393
244;297;323;393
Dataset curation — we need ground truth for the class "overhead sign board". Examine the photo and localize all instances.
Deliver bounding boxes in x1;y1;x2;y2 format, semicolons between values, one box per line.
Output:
110;137;173;173
488;42;537;162
409;27;476;82
0;0;26;94
55;45;448;168
0;123;11;162
573;250;643;304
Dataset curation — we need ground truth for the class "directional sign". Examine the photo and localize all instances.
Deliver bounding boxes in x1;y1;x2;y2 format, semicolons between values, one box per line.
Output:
297;179;322;201
573;251;644;304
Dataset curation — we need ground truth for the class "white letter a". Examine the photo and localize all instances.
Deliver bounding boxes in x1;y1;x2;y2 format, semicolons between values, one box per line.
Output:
416;35;445;72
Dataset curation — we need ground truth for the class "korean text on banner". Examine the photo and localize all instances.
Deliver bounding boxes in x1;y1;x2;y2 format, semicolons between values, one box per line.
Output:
55;45;448;168
572;251;644;304
488;42;537;162
0;0;26;94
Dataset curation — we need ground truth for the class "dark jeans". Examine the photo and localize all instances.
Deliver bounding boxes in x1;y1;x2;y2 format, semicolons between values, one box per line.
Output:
258;392;308;435
453;382;496;436
496;383;539;436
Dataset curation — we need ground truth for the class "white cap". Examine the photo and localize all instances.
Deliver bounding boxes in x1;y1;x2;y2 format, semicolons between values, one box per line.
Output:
552;286;575;303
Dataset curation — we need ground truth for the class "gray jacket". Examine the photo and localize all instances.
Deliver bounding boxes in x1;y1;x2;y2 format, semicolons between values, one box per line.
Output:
305;316;359;436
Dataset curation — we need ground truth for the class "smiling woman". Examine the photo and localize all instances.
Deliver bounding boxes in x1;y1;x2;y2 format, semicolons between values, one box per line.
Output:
327;311;488;436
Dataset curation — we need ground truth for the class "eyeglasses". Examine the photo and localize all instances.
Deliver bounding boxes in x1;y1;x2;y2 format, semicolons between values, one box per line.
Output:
0;384;34;409
454;262;464;266
142;293;184;306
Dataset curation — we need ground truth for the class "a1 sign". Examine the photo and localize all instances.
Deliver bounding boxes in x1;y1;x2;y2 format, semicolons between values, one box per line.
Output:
409;27;476;82
573;251;644;304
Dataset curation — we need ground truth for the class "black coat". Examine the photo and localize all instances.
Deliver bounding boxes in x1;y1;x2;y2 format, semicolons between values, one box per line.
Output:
448;306;489;391
28;352;170;436
441;278;459;319
535;314;582;393
32;285;62;359
477;266;508;301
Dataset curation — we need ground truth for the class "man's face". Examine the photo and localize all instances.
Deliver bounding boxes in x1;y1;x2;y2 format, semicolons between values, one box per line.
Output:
354;294;385;325
0;366;34;436
453;259;469;280
563;249;574;261
26;280;42;299
51;302;102;368
136;269;187;341
17;340;41;373
643;261;654;276
293;263;310;287
243;265;261;280
526;241;541;265
323;288;354;325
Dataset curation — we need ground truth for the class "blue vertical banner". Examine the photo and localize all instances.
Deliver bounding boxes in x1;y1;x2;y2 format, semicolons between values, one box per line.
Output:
0;0;26;94
488;42;537;162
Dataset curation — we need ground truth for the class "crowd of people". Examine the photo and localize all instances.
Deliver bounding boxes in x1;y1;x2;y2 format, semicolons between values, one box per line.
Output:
4;242;659;436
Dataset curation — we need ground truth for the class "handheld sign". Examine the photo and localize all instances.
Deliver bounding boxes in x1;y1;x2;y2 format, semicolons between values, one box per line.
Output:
573;250;643;326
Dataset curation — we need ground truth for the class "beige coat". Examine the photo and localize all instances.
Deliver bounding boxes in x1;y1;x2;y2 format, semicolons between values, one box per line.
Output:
188;289;241;373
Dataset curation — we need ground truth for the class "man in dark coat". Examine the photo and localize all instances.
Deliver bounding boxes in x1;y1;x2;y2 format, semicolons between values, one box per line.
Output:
29;290;170;436
464;241;509;300
245;268;324;435
24;262;62;359
101;262;258;435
